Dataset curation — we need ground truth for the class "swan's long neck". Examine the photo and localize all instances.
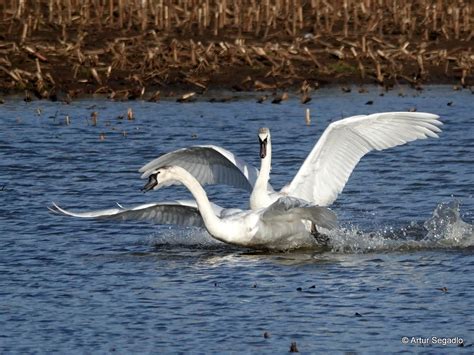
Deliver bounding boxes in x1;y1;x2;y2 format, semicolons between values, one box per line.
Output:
257;137;271;189
250;136;272;209
167;167;224;239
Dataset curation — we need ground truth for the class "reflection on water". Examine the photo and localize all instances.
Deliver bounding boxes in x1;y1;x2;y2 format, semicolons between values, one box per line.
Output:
0;86;473;352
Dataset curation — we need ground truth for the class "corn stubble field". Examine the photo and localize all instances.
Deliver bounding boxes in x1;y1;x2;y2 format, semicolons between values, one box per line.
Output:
0;0;472;99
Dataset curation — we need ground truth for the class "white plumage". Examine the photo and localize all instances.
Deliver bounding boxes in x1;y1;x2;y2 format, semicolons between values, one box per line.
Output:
278;112;443;206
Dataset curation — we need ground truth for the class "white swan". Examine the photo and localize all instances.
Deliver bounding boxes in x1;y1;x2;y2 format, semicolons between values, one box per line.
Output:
51;166;337;251
140;112;442;209
250;112;442;208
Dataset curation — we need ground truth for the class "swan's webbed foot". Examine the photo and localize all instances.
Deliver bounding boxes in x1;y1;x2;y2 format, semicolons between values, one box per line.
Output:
311;223;330;246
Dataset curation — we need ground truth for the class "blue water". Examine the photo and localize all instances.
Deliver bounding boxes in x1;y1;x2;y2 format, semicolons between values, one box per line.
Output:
0;86;473;352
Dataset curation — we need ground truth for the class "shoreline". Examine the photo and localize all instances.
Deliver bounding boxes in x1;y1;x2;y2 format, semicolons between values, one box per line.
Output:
0;84;470;105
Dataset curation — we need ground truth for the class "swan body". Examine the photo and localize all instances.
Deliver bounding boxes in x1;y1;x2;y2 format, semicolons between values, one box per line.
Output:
140;112;442;209
141;166;336;250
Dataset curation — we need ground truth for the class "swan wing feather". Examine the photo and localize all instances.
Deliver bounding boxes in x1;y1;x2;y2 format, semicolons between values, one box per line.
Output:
285;112;442;206
48;200;228;227
261;197;337;229
139;145;260;192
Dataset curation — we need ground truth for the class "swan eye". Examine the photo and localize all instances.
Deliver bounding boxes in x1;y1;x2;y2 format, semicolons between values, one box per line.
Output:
259;137;268;144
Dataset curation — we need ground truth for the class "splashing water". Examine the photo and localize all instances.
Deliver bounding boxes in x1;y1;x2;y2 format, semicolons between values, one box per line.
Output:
328;200;473;253
423;200;474;247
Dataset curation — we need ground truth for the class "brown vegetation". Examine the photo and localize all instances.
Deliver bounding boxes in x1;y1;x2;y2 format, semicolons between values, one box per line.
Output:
0;0;473;99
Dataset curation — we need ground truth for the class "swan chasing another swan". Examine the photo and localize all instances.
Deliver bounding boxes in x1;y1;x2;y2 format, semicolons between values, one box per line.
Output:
140;112;443;209
51;111;442;250
51;166;337;251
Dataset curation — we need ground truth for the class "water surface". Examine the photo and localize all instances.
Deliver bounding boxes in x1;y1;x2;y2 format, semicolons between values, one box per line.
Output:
0;86;473;352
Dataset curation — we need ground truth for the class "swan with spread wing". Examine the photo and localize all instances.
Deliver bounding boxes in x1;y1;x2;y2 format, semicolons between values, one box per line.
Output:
51;166;337;250
140;112;442;208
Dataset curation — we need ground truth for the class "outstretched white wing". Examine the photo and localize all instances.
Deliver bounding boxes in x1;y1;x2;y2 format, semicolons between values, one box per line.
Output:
284;112;442;206
49;200;228;228
139;145;260;192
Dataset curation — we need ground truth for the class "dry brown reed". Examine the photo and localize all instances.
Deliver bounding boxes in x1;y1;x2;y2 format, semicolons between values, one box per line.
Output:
0;0;472;97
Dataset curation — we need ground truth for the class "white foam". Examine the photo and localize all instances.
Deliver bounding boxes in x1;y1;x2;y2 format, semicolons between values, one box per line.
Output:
328;200;473;253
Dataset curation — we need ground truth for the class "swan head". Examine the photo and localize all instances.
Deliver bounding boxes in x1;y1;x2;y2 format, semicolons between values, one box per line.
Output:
258;127;270;159
142;166;186;192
